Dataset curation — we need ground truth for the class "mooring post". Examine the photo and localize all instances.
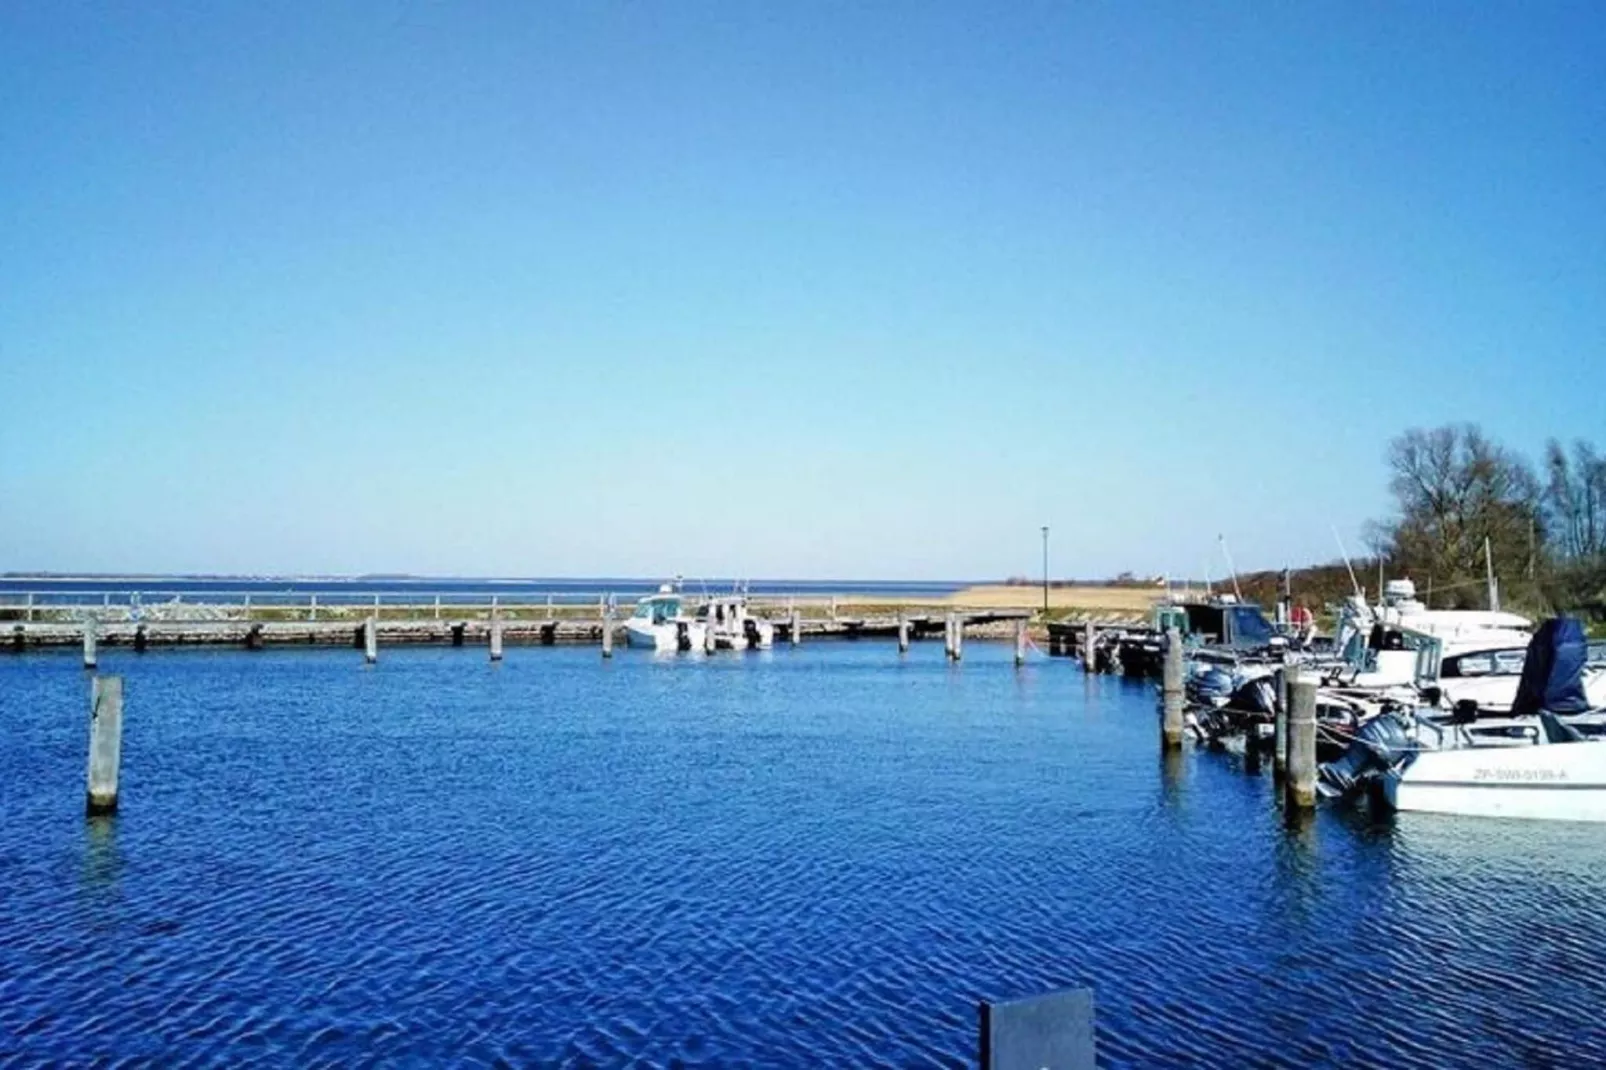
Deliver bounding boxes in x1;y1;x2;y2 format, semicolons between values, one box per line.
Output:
943;612;955;659
83;616;98;671
897;611;910;655
1273;666;1290;784
1286;676;1318;812
490;613;504;662
1161;626;1184;748
309;594;318;622
601;607;614;659
951;614;964;661
86;675;123;816
979;985;1097;1070
1014;617;1028;667
26;592;35;622
242;594;252;621
434;594;442;620
363;616;378;664
1082;621;1096;672
789;604;801;647
703;614;717;654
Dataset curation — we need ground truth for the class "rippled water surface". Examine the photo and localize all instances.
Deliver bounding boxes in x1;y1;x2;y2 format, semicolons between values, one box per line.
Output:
4;643;1606;1067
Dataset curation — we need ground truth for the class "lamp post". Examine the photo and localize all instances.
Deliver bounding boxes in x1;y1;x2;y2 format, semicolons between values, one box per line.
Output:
1041;525;1050;614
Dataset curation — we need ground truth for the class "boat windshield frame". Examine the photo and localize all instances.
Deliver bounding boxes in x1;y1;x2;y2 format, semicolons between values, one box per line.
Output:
632;595;682;624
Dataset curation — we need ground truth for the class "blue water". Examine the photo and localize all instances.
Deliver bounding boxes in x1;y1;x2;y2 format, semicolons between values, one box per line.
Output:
4;643;1605;1066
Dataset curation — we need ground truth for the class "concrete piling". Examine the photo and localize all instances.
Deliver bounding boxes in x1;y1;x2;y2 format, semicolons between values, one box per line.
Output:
490;615;504;662
1082;621;1096;673
242;594;252;621
83;617;98;671
309;594;318;621
434;595;442;620
1161;626;1184;748
86;675;123;816
897;612;910;655
25;592;35;622
363;617;378;664
1286;677;1318;812
944;613;955;659
979;986;1096;1070
951;614;964;661
601;609;614;659
1273;667;1290;783
1014;618;1028;667
789;606;801;647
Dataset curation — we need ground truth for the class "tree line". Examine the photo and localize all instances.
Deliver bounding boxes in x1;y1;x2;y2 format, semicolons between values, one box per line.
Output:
1231;424;1605;620
1368;424;1604;614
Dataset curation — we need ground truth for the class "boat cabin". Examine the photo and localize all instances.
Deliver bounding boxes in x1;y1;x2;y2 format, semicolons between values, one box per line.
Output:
631;593;684;626
1413;629;1534;689
1173;598;1280;651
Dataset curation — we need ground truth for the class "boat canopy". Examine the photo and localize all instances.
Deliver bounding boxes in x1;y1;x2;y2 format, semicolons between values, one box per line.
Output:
1512;617;1591;717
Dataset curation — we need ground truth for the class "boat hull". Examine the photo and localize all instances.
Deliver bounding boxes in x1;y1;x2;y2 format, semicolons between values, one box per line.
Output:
623;621;707;652
1386;742;1606;822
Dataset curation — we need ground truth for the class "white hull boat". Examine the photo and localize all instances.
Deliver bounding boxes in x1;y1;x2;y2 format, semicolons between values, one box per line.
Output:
623;587;708;653
1385;721;1606;822
1322;617;1606;822
623;618;707;652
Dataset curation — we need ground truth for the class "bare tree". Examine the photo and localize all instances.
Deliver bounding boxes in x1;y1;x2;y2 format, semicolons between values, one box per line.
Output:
1373;425;1542;608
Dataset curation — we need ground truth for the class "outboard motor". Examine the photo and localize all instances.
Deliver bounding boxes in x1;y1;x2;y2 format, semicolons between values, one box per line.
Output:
1189;667;1236;707
1318;713;1416;800
1227;675;1277;717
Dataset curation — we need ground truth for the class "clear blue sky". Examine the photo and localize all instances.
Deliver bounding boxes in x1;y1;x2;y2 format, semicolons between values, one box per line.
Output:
2;3;1601;580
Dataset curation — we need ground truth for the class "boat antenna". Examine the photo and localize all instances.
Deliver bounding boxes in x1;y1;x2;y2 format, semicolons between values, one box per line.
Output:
1332;526;1364;602
1485;537;1499;611
1219;534;1243;602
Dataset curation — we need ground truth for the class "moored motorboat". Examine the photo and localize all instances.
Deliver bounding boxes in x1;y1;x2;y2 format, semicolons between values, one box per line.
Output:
1319;618;1606;822
623;586;707;652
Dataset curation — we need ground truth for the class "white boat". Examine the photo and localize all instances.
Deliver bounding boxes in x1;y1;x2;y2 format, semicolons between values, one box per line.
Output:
1325;579;1534;693
693;594;774;650
1382;715;1606;821
623;586;707;652
1320;617;1606;822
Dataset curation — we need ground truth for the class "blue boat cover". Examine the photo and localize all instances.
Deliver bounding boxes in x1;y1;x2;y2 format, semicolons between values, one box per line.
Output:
1511;617;1591;717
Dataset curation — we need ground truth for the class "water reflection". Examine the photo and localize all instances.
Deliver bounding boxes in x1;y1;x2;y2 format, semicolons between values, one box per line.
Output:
81;814;121;902
1159;745;1186;811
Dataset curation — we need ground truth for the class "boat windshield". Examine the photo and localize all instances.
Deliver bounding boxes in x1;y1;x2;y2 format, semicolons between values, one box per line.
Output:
633;596;680;624
1441;649;1527;678
1228;606;1275;647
